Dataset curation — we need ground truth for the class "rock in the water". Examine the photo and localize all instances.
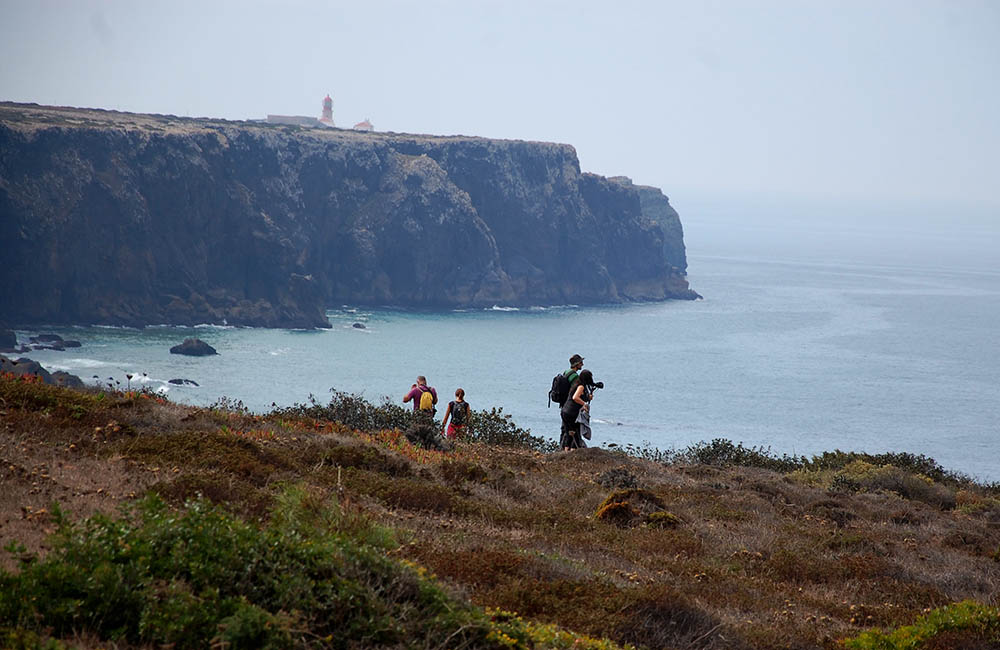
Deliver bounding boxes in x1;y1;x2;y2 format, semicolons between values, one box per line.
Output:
168;378;200;386
30;334;64;343
52;371;84;388
61;340;82;348
0;329;18;352
169;338;218;356
0;354;83;387
352;322;366;329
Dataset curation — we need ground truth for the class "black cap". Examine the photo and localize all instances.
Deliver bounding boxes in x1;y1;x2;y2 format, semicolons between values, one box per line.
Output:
569;354;584;365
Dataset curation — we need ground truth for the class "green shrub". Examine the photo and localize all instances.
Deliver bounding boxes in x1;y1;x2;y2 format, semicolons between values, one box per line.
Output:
807;450;955;483
0;629;70;650
842;600;1000;649
669;438;805;473
273;390;415;433
0;488;499;648
466;406;558;453
792;460;957;509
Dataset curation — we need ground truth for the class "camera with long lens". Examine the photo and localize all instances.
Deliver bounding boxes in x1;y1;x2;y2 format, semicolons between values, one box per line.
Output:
592;381;605;390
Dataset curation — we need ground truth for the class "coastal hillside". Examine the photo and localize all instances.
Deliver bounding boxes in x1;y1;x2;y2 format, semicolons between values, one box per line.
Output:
2;375;998;649
0;102;697;328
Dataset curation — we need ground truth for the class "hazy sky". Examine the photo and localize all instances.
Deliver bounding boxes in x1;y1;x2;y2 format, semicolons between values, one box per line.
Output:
2;0;998;212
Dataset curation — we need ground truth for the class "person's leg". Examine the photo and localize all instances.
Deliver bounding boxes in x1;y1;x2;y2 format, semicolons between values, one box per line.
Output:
560;412;575;450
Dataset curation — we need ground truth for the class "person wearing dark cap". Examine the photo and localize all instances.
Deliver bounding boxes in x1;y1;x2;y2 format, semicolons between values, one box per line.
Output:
560;369;598;450
566;354;584;387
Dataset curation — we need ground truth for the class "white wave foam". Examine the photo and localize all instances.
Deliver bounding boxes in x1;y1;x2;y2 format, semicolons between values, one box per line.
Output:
269;348;291;356
487;305;520;312
193;323;236;330
63;357;115;368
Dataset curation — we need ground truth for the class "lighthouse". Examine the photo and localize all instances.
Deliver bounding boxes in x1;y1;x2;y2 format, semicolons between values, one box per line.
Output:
319;94;334;127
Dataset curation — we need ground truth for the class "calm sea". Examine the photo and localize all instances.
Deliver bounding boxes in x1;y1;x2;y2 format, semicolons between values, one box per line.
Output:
17;198;1000;482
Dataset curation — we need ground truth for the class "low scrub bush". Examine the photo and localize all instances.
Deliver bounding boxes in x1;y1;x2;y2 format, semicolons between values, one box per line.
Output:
300;440;412;477
275;393;558;453
274;390;415;433
842;600;1000;649
347;469;461;514
614;586;737;650
0;373;101;417
466;407;558;453
0;487;624;649
595;489;677;528
668;438;805;473
794;460;957;509
596;467;639;490
115;430;290;486
440;460;489;485
807;450;956;483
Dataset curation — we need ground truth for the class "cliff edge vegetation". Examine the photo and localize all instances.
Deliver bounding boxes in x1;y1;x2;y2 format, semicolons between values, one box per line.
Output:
1;373;998;649
0;102;697;329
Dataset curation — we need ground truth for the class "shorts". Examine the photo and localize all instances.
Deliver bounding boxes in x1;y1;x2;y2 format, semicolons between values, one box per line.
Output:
446;423;466;439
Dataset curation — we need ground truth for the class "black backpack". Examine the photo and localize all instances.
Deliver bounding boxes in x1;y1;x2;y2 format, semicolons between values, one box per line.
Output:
548;370;577;407
450;401;469;426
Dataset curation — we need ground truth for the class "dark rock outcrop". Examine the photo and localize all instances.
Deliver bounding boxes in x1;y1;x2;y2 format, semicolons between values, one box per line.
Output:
168;378;200;386
0;354;83;386
1;103;698;328
30;334;64;343
169;338;217;356
25;333;81;351
51;371;84;388
0;329;17;352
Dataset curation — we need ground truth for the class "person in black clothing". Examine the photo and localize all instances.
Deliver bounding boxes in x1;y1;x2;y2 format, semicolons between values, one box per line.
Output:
441;388;471;439
560;369;596;450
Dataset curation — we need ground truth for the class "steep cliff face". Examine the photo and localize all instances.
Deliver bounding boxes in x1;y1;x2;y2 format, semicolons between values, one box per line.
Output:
610;176;688;273
0;103;697;327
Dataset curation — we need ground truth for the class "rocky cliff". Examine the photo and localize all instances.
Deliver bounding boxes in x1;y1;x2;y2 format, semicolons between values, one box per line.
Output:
0;103;697;328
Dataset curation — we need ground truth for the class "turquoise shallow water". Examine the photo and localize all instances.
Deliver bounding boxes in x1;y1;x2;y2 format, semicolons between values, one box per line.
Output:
15;206;1000;482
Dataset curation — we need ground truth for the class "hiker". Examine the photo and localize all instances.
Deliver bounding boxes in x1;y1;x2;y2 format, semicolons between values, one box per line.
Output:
551;354;584;407
441;388;471;439
560;369;598;450
565;354;584;392
403;375;438;415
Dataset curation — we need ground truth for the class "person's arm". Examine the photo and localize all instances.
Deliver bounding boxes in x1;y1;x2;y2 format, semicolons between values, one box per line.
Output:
441;402;452;434
403;384;416;403
432;388;438;405
572;385;588;410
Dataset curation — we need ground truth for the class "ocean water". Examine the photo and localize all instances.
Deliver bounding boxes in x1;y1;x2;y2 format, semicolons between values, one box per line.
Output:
15;199;1000;481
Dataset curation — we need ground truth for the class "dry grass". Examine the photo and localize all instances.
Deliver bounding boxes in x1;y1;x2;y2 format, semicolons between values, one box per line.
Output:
2;375;998;649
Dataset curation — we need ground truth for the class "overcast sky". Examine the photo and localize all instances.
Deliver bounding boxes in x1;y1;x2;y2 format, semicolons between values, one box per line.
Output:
2;0;998;214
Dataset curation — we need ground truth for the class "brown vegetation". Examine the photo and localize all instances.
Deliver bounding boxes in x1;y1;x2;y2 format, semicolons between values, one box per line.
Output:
2;375;998;649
